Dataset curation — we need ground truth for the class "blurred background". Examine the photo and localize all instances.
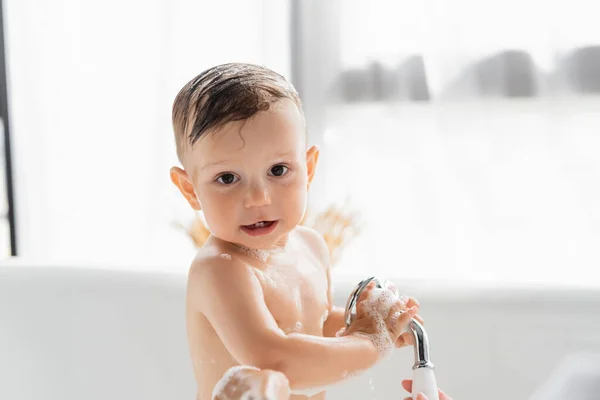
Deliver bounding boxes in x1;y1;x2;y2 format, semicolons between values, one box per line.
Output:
3;0;600;284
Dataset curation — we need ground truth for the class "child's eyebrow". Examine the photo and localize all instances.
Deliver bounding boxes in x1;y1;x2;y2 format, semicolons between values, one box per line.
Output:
273;150;295;159
199;160;229;171
199;150;297;171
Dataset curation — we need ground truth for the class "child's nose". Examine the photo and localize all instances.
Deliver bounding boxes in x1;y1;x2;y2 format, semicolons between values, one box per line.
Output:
243;182;272;208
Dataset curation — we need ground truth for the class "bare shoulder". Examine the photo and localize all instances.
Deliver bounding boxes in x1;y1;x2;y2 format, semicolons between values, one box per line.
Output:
294;225;330;270
186;244;257;312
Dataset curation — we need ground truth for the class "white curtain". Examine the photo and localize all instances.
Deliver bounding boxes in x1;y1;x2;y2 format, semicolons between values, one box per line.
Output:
296;0;600;283
7;0;600;283
6;0;290;269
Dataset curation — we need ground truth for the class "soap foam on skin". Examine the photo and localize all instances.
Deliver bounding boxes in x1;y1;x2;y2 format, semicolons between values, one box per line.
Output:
284;321;303;334
354;288;401;356
238;246;274;263
213;366;288;400
212;366;260;400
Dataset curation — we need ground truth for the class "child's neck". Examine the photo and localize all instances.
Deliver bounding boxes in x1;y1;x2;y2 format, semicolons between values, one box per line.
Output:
231;243;279;263
221;234;293;263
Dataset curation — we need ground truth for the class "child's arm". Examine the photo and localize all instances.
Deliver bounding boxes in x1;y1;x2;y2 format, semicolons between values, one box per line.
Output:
300;226;348;338
188;255;409;390
322;263;348;338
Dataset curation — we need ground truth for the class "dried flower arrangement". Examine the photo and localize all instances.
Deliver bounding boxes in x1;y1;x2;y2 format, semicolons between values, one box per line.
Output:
180;204;360;267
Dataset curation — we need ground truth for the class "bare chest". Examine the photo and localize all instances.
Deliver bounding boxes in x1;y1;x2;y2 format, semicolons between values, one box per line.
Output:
256;256;329;335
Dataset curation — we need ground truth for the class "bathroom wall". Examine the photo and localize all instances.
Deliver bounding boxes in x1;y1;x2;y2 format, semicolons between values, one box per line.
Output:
1;261;599;400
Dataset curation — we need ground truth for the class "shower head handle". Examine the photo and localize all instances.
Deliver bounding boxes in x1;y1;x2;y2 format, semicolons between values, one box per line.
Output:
343;276;434;370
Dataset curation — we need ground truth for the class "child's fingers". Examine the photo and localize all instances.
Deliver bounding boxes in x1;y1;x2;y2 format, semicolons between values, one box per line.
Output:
417;393;428;400
386;300;404;328
384;281;399;297
399;296;423;325
413;314;425;325
387;303;417;337
357;281;376;303
404;296;420;310
396;306;419;327
355;282;376;319
396;331;414;347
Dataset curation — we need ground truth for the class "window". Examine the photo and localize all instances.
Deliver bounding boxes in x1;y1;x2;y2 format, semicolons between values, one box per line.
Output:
294;1;600;283
6;0;290;269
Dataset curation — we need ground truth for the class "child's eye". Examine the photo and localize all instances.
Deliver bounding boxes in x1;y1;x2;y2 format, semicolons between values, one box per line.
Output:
216;173;239;185
269;164;289;177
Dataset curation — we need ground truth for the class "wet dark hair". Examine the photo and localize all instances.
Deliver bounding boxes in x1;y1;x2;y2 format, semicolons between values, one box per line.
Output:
172;63;303;161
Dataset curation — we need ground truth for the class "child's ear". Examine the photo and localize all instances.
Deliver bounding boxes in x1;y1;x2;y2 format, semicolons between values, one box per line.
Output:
170;167;202;210
306;145;320;189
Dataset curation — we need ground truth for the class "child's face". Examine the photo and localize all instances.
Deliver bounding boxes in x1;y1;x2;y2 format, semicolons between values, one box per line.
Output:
172;99;319;250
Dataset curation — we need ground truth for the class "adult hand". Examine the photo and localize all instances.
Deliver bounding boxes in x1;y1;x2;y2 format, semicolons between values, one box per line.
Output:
401;379;453;400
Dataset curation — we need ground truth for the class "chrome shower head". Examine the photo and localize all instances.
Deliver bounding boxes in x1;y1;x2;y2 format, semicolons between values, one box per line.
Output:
344;276;434;370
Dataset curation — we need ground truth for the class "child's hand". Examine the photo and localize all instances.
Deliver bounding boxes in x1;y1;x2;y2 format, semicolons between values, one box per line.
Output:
340;282;418;355
380;282;424;349
394;295;424;349
401;379;453;400
213;366;290;400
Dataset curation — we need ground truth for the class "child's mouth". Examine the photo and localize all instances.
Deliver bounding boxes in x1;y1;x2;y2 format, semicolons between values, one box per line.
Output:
241;220;278;236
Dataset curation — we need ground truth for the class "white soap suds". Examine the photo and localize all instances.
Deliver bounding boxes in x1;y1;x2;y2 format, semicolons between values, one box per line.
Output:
354;288;399;356
220;253;232;260
263;375;277;400
236;244;278;262
284;321;303;334
212;366;260;400
369;377;376;392
264;274;277;288
263;371;289;400
390;310;402;327
213;366;289;400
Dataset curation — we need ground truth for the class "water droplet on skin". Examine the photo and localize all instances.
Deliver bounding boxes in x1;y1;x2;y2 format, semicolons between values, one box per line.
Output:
265;275;277;288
